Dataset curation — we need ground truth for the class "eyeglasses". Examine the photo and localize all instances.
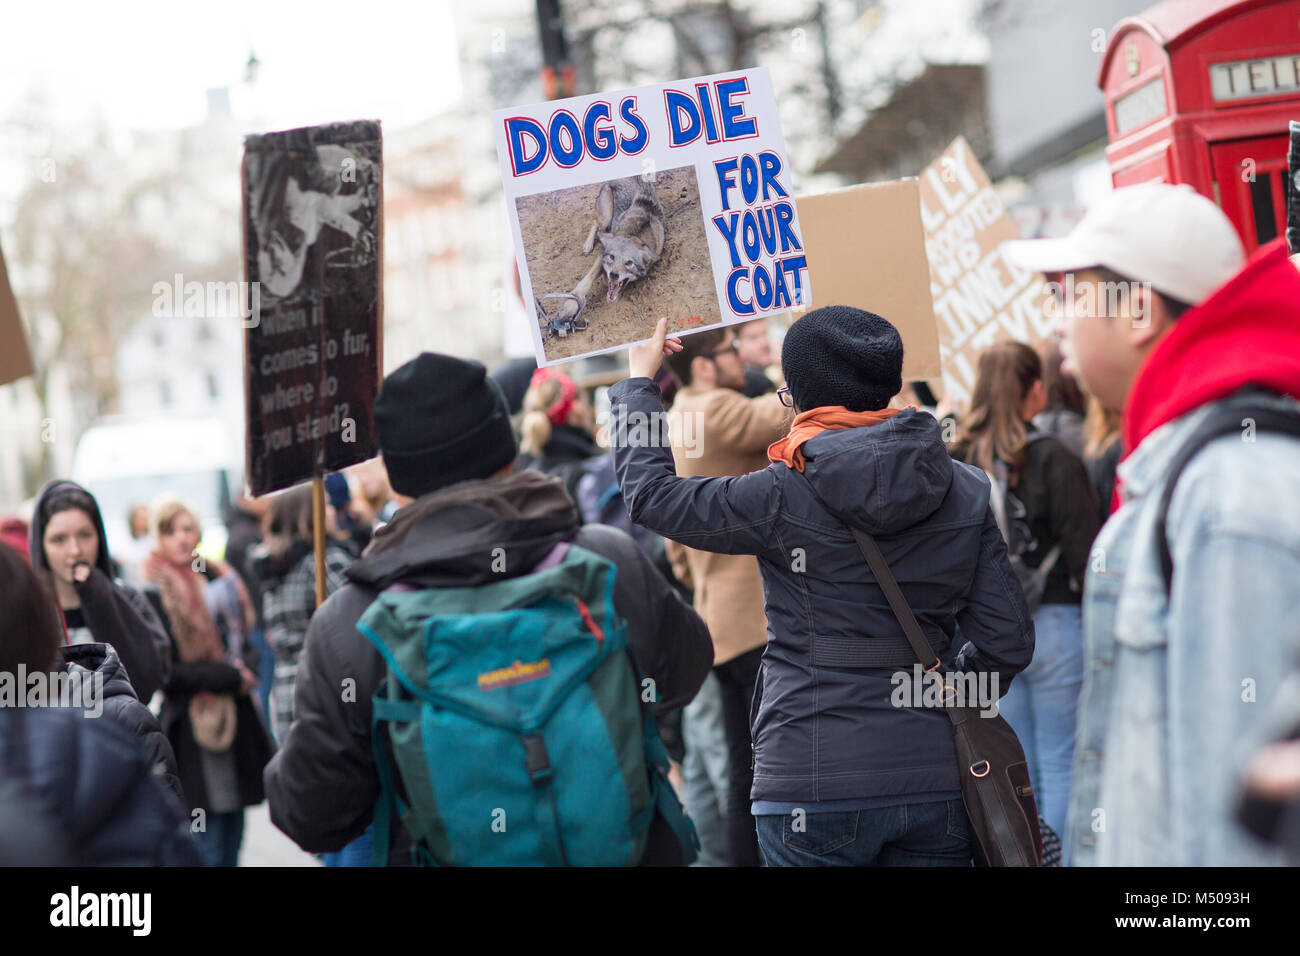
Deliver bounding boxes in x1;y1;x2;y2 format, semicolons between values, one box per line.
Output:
777;385;793;407
705;340;740;359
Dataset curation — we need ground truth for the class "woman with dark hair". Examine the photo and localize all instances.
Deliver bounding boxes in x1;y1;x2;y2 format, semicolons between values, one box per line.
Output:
1032;338;1087;460
0;542;201;865
949;341;1099;845
252;484;353;744
29;480;171;702
144;498;272;868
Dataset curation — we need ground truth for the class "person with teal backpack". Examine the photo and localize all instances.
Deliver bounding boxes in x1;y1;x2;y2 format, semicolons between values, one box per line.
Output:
265;352;713;866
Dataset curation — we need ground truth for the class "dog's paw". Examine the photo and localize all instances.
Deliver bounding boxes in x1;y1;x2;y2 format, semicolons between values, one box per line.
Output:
582;234;595;255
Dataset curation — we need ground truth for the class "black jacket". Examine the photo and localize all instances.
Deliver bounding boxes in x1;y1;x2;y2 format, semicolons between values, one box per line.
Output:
0;706;201;865
950;428;1100;606
264;469;712;864
609;378;1034;804
30;479;172;701
62;642;184;804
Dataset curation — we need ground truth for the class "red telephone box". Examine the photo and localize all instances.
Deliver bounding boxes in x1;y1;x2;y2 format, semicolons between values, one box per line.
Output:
1099;0;1300;254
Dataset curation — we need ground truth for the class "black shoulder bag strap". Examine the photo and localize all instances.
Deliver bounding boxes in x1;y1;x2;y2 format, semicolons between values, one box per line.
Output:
1154;397;1300;596
850;528;940;673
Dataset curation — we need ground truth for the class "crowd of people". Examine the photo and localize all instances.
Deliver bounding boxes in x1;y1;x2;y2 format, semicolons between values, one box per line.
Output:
2;182;1299;867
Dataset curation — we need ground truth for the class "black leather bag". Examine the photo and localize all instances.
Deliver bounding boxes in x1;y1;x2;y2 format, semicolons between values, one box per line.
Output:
851;528;1042;866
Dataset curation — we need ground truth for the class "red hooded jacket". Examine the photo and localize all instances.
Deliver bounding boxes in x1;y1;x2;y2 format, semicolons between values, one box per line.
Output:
1115;239;1300;509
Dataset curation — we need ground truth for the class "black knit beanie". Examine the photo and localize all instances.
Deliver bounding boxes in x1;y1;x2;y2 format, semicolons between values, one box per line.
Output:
374;353;518;498
781;306;903;412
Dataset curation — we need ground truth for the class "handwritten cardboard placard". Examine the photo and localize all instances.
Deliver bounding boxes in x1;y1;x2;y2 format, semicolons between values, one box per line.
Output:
919;137;1052;408
494;67;811;367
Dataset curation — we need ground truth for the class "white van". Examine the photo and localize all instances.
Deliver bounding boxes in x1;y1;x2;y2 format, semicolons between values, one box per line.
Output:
71;416;241;565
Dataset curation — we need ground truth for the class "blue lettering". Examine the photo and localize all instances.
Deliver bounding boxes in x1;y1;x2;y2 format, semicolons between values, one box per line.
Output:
696;83;719;141
506;117;547;175
759;151;789;199
711;212;743;268
714;158;739;211
775;202;802;252
740;155;759;205
742;210;760;262
584;103;617;160
757;205;777;256
717;78;757;139
665;90;702;146
549;111;582;167
726;268;755;315
754;265;774;311
619;97;648;153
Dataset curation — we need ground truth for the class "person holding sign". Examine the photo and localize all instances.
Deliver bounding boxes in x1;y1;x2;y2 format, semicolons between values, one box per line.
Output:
610;309;1032;866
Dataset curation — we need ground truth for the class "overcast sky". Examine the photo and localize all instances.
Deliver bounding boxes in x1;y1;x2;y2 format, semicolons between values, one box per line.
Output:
1;0;465;134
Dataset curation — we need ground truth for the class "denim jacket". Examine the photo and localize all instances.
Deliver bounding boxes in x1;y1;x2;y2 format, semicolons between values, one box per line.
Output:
1068;390;1300;866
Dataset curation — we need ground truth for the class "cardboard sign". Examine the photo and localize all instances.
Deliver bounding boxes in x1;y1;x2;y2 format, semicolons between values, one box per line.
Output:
918;137;1052;408
494;68;811;367
242;120;383;497
794;180;940;382
0;240;34;387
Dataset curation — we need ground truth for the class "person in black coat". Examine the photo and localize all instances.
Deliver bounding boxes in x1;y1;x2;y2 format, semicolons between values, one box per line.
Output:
265;354;712;866
0;542;200;866
62;641;184;803
30;480;172;702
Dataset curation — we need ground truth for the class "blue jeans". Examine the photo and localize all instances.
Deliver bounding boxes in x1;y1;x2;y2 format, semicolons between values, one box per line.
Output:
320;825;374;867
195;810;245;867
756;799;972;866
994;602;1083;849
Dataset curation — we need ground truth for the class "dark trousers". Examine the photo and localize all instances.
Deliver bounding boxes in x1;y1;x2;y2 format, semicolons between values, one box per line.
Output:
713;646;764;867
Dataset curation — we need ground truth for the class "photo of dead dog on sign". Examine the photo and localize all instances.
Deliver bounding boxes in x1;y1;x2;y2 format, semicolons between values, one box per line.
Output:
494;67;812;368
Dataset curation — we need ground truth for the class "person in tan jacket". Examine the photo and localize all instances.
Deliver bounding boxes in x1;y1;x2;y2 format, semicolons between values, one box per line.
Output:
664;324;791;866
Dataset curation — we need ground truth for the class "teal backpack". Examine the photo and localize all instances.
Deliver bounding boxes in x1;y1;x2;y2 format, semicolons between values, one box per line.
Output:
356;540;698;866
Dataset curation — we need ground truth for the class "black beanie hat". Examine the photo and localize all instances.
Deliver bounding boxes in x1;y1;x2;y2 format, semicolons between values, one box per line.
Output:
780;305;904;412
374;353;518;498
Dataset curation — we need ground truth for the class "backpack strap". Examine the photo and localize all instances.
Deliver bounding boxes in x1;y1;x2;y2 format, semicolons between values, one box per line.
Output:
1155;397;1300;596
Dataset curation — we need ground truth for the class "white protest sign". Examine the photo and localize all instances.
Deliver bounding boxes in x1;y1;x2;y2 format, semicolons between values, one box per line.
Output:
494;68;811;367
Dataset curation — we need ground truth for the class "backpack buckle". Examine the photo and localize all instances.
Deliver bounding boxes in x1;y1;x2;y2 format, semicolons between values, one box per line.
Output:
521;734;553;785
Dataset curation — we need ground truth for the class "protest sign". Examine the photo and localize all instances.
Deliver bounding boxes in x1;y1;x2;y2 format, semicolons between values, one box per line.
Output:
242;120;382;498
919;137;1052;409
494;67;811;367
0;240;34;387
795;180;940;381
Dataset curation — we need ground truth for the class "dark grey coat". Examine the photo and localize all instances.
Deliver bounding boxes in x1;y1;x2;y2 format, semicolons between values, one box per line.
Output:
608;377;1034;803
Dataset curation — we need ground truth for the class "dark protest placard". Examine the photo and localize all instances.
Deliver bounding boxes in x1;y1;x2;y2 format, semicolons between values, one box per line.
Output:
242;120;382;497
0;240;34;387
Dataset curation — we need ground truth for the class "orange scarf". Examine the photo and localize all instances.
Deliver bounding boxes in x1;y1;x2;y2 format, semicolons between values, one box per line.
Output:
767;405;907;473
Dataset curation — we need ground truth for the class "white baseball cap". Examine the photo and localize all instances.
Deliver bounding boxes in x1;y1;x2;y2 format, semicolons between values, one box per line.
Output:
1002;183;1246;305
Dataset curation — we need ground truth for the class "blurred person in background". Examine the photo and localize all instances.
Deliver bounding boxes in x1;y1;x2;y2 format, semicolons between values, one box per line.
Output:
115;503;154;585
144;498;272;868
0;516;29;562
949;341;1098;843
1083;397;1122;527
224;490;274;719
253;483;364;865
1033;339;1087;460
0;542;200;866
514;366;601;504
660;324;792;867
252;484;353;745
736;318;778;397
30;480;171;704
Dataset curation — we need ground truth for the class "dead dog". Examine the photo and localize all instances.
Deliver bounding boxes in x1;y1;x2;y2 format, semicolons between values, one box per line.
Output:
538;176;666;339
